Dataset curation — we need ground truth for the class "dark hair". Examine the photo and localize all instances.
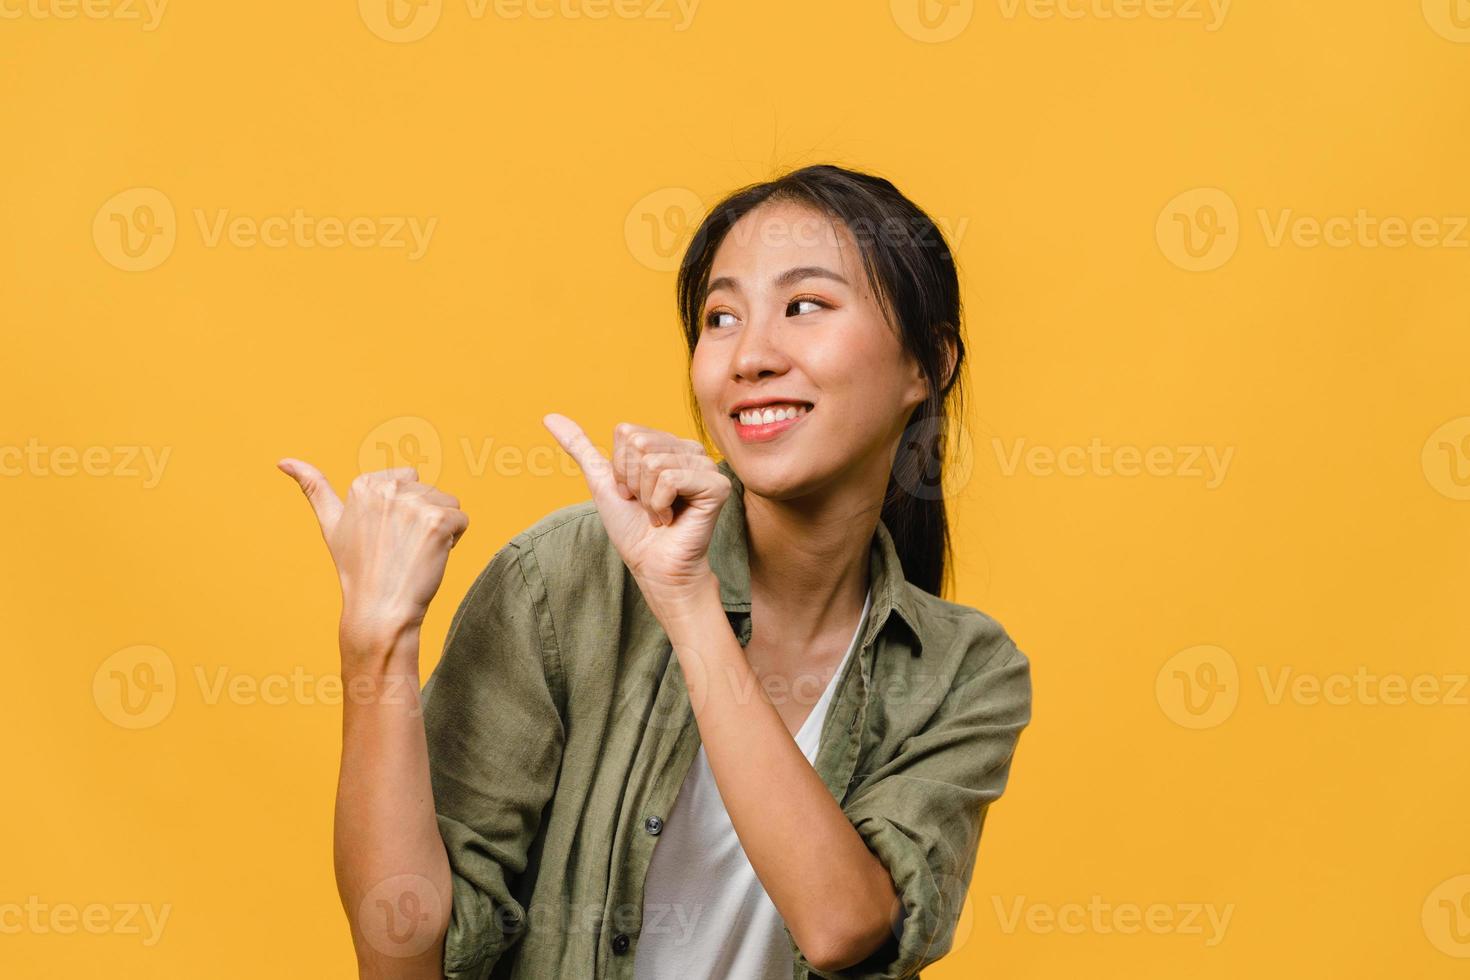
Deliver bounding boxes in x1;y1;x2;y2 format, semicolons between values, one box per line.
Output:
675;164;967;599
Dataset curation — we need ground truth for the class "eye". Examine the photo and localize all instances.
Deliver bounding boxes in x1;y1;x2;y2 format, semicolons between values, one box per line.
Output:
705;308;738;329
786;296;828;317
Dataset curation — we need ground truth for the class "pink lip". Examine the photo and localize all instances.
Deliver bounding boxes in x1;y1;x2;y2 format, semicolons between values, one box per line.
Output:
732;406;811;444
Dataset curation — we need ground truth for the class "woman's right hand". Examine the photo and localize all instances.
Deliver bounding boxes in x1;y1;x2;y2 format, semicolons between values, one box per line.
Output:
277;459;470;653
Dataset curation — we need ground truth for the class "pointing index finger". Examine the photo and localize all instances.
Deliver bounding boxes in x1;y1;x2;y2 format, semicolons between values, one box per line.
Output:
543;413;615;497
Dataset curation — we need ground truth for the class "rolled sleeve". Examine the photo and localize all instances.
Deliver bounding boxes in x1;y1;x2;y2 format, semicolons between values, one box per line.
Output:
801;636;1032;978
421;540;567;980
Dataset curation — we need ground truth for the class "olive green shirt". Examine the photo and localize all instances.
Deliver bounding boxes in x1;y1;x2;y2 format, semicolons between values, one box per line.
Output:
422;458;1032;979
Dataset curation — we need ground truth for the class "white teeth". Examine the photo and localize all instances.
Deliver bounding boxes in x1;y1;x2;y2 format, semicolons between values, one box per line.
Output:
737;403;809;426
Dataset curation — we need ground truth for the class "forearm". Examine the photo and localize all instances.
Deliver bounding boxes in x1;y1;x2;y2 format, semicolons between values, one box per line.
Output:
334;622;451;980
656;580;901;970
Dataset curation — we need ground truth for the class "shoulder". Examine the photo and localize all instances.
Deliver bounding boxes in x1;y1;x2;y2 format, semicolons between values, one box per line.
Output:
465;501;631;627
449;501;614;619
483;500;618;582
899;581;1031;681
505;499;608;552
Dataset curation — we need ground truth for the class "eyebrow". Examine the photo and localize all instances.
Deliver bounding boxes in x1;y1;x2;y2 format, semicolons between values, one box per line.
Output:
705;265;850;298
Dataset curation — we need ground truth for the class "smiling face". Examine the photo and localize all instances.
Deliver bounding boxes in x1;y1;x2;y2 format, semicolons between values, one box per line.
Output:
690;198;931;499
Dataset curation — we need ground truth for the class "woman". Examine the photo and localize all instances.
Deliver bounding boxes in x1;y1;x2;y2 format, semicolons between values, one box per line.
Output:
279;164;1032;979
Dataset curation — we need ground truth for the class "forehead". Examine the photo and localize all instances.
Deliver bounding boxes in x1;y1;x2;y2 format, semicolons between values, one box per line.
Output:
710;199;863;281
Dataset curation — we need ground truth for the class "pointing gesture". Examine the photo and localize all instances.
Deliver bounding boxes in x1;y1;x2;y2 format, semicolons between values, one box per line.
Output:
542;413;730;613
277;458;469;650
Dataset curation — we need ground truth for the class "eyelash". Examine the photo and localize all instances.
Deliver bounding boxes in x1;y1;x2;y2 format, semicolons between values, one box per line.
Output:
703;295;830;329
787;294;829;316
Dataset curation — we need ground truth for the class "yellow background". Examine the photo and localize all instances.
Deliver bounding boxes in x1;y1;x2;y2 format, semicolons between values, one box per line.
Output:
4;0;1469;976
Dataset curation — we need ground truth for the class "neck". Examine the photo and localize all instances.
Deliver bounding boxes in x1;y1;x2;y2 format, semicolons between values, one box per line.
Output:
741;470;885;657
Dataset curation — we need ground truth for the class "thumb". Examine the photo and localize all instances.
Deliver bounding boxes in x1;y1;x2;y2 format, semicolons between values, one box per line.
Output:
277;457;345;534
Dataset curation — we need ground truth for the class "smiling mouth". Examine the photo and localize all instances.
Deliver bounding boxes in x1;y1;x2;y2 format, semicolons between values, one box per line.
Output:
730;402;813;423
730;402;813;442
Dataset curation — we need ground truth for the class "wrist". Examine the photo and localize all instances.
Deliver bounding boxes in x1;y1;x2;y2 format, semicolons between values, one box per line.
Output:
643;572;723;643
338;610;422;670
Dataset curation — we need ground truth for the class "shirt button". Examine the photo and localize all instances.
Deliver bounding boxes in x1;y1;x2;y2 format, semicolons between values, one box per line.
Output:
611;932;631;954
644;815;664;836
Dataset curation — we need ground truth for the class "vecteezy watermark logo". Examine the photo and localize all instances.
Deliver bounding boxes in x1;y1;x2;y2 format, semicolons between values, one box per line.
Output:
1160;187;1470;271
358;875;445;957
924;872;979;956
891;0;974;42
995;0;1230;30
357;415;624;482
1157;187;1239;272
359;0;443;42
94;646;428;728
192;208;436;257
1257;209;1470;250
1257;666;1470;708
0;0;168;30
360;0;700;41
93;187;177;272
625;187;704;272
93;188;438;270
1423;0;1470;43
991;895;1235;946
1422;416;1470;501
0;897;172;945
0;439;172;487
1156;645;1238;730
360;416;445;486
894;416;977;501
992;437;1234;489
1423;875;1470;957
1160;649;1470;729
93;645;177;730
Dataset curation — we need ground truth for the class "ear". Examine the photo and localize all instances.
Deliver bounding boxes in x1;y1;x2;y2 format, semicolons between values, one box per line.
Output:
938;333;958;391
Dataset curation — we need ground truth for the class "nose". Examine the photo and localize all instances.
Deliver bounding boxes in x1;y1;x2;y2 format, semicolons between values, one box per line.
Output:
730;308;791;383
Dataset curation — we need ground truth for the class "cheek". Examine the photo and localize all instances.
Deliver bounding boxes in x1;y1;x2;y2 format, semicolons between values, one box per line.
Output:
805;327;910;422
689;344;721;409
807;322;890;391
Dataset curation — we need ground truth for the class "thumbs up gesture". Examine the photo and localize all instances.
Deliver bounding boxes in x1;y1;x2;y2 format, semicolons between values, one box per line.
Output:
277;459;470;653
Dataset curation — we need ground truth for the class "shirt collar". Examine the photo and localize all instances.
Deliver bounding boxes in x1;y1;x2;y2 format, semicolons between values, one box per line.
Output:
709;457;927;657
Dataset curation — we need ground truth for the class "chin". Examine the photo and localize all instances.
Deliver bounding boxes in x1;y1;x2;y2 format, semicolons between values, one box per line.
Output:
723;453;830;501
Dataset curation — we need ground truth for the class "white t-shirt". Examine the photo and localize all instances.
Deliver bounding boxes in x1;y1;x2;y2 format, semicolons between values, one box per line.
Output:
633;586;873;980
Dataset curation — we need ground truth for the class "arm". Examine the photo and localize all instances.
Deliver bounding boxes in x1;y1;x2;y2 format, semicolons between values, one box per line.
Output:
537;416;1023;974
278;459;470;978
805;634;1033;978
421;539;566;980
654;577;902;972
335;625;453;979
538;415;901;971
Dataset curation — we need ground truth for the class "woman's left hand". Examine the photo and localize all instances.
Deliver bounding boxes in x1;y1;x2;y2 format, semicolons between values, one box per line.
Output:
543;413;730;616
